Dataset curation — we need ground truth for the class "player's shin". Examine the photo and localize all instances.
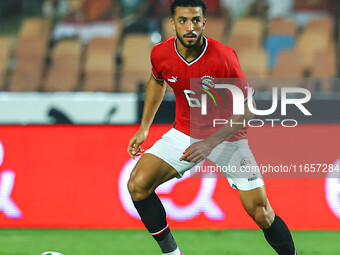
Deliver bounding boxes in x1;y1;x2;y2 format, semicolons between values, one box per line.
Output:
133;192;182;255
262;214;297;255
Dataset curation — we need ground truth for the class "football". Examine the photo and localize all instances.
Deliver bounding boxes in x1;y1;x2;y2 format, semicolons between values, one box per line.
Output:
41;252;64;255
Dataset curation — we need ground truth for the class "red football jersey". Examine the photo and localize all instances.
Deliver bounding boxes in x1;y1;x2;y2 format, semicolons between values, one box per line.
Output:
151;36;252;141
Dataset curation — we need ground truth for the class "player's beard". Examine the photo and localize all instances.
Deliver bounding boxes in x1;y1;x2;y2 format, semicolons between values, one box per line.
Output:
176;31;203;49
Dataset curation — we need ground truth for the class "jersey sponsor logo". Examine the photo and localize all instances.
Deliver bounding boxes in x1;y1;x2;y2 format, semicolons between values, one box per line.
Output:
167;76;178;83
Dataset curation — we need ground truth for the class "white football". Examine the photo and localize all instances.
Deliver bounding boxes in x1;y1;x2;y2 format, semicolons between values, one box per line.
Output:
41;252;64;255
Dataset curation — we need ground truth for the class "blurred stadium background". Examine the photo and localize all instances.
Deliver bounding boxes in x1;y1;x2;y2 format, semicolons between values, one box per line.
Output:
0;0;340;254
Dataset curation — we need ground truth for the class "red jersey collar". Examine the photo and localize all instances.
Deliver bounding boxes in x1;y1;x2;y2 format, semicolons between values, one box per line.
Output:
174;36;208;66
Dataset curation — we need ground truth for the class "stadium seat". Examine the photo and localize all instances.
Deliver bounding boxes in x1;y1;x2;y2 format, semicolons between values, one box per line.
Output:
18;18;51;42
0;37;11;63
271;50;305;79
52;40;83;58
238;49;268;78
297;31;331;69
19;18;45;39
120;34;154;92
230;17;264;39
0;37;11;89
228;34;261;55
228;17;264;55
13;57;44;76
268;19;297;36
275;50;305;67
204;17;227;42
264;35;295;70
15;37;47;59
296;17;333;71
0;72;4;90
9;57;43;91
84;37;116;91
84;71;114;92
87;37;117;55
84;53;114;91
120;71;151;92
85;53;113;73
162;17;175;40
9;73;41;91
51;55;80;73
310;50;336;79
8;18;51;91
44;68;79;91
43;56;80;91
43;40;82;91
305;18;333;36
298;31;331;53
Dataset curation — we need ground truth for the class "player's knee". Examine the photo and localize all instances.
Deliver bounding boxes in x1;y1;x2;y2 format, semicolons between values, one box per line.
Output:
128;172;152;201
253;206;272;229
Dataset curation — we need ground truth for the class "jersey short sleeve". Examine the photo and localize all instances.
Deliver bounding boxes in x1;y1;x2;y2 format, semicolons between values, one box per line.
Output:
150;46;164;81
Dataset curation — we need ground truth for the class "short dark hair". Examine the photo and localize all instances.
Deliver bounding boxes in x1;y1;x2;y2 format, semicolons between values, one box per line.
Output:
170;0;207;17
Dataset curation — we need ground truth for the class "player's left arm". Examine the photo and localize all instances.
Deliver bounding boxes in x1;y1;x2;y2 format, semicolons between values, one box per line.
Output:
180;98;256;163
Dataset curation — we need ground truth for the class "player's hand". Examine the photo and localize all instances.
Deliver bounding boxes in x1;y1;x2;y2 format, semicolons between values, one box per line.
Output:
127;129;148;159
180;141;213;163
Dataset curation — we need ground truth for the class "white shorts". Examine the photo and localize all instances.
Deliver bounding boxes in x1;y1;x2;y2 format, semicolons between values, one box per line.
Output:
145;128;264;191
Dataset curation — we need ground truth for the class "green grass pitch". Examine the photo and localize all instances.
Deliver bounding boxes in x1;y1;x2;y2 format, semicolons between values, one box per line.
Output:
0;229;339;255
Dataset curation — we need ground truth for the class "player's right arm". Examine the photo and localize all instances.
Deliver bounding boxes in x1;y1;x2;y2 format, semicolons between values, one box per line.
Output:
127;75;165;159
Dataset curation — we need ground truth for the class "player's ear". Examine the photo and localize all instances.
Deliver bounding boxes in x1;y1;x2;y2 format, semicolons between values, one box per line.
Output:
202;17;207;31
170;18;176;31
